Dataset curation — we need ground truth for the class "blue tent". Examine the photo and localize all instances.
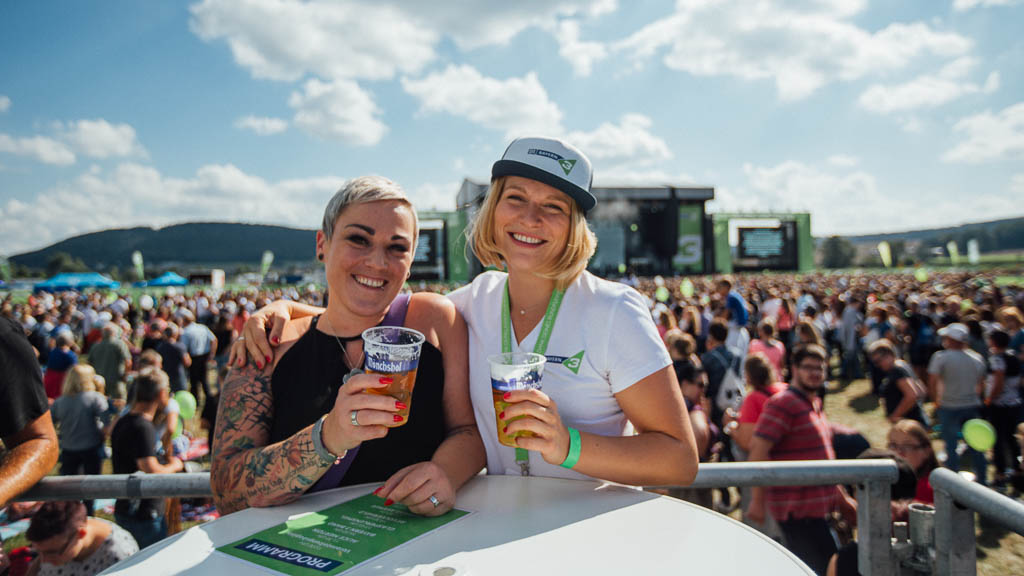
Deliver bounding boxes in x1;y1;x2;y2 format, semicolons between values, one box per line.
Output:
34;272;120;292
144;271;188;287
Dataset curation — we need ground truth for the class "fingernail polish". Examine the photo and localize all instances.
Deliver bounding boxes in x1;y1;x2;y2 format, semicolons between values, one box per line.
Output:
265;355;272;364
503;392;511;400
373;487;383;496
394;415;404;422
271;336;279;344
256;361;263;369
379;377;393;384
503;426;508;433
384;499;394;506
498;411;505;419
395;402;407;410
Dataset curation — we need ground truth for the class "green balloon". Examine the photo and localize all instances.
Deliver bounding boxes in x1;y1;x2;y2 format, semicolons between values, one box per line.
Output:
680;279;695;298
962;419;995;452
655;286;670;302
174;390;197;420
914;268;929;283
618;263;627;274
174;418;183;438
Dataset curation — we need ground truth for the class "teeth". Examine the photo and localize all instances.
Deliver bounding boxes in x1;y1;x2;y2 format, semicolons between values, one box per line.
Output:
512;233;542;244
355;276;385;288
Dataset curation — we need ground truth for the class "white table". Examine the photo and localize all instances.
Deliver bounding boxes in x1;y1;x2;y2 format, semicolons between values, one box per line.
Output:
101;475;812;575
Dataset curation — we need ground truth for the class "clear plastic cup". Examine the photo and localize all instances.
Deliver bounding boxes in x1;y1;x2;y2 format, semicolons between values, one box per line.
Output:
362;326;425;426
487;352;546;447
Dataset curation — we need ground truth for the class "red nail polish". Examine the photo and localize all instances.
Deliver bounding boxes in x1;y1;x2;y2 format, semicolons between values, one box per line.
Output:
503;392;511;400
256;361;263;369
498;411;505;419
379;377;393;385
265;355;272;364
394;414;404;422
395;402;407;410
373;487;383;496
503;426;508;433
384;499;394;506
271;336;279;344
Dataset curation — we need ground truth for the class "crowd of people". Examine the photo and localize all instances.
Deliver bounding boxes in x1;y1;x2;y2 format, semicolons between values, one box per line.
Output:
1;135;1022;576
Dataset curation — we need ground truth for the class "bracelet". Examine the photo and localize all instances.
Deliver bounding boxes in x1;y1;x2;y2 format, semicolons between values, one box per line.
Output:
311;416;345;464
560;427;582;469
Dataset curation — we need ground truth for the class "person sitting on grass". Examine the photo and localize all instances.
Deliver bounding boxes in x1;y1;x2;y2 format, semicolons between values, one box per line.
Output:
24;500;138;576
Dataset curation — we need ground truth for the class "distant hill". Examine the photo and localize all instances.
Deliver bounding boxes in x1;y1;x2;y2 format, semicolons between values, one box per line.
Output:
10;223;317;271
841;216;1024;250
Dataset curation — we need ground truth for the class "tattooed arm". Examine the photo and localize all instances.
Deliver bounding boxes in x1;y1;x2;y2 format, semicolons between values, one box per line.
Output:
210;363;333;515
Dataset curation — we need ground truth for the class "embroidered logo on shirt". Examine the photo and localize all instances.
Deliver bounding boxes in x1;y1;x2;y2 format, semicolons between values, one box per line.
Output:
546;350;585;374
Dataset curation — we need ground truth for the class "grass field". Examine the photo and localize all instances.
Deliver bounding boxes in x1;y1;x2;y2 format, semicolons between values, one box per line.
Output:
825;377;1024;576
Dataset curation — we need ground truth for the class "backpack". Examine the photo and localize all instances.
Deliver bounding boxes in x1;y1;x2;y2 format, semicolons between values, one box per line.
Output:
713;349;746;413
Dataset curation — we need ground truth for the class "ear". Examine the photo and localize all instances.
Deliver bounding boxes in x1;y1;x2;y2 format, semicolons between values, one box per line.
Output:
315;230;327;261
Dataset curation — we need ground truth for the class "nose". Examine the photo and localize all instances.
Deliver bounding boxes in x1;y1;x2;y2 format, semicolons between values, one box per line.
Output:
522;200;544;226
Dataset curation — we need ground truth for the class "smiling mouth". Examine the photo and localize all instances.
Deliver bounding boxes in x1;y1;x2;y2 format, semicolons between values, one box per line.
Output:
510;232;544;245
353;275;386;289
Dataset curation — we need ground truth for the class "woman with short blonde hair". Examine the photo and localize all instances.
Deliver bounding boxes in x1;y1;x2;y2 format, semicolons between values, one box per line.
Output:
51;364;109;515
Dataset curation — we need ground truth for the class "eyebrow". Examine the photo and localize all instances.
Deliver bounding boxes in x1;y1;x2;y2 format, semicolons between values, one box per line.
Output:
344;223;411;242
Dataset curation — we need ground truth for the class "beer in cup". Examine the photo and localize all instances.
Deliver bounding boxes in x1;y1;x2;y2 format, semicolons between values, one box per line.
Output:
488;352;546;447
362;326;425;426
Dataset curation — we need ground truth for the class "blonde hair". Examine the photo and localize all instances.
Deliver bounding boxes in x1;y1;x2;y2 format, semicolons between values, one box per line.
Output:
63;364;97;396
322;175;417;242
467;176;597;290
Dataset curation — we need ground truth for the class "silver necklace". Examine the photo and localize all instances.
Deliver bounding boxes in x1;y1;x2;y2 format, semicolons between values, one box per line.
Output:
321;313;364;384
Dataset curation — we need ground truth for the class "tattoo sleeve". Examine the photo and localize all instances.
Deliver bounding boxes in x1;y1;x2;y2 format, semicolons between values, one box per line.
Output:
210;362;332;515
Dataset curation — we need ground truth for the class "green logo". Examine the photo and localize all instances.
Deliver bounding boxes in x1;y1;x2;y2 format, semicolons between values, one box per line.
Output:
563;350;585;374
558;158;576;175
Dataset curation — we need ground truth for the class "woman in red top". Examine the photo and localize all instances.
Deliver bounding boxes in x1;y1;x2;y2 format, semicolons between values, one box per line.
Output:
748;320;786;378
887;419;938;504
729;352;786;455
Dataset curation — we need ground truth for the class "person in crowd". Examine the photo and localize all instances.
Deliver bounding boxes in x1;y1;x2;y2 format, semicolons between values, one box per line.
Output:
50;365;109;515
984;329;1022;489
155;324;190;394
747;344;856;576
656;309;680;344
905;299;938;386
211;175;485;518
43;332;77;401
23;500;138;576
749;319;786;378
180;310;217;404
839;298;863;382
86;324;131;410
867;339;928;425
140;321;163;352
965;318;989;361
666;358;714;508
110;368;184;548
999;306;1024;361
0;316;60;509
681;305;705;354
928;322;988;483
701;319;739;427
666;331;700;367
235;137;699;489
887;419;938;505
211;313;235;389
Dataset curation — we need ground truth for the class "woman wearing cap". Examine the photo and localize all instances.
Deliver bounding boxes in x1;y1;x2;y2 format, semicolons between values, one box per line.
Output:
235;137;699;486
210;175;484;517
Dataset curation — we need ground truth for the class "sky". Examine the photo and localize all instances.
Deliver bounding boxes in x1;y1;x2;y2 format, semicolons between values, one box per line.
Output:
1;0;1022;255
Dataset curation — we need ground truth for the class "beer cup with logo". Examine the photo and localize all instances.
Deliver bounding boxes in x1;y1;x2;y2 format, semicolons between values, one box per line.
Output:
488;352;546;447
362;326;425;426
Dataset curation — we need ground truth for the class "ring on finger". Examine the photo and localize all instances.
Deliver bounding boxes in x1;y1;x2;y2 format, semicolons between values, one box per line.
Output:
237;336;246;342
350;410;360;427
429;495;440;508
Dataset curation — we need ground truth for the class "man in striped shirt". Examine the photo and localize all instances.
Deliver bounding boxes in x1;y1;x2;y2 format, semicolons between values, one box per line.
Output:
747;344;855;576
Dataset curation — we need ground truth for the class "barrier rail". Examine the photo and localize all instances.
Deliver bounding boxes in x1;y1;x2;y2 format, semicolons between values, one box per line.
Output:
929;468;1024;576
15;461;899;575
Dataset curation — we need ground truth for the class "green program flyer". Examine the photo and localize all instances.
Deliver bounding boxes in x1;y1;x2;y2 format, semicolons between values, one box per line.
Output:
217;494;471;575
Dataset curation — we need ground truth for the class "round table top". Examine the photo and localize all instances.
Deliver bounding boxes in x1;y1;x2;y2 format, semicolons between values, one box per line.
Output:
101;475;812;575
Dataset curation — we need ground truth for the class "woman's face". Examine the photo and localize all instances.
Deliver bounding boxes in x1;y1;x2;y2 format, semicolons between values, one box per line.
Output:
887;428;930;471
317;200;416;318
493;176;571;276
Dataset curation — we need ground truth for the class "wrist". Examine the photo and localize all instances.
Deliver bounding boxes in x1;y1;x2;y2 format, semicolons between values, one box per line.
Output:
560;427;582;469
312;416;347;464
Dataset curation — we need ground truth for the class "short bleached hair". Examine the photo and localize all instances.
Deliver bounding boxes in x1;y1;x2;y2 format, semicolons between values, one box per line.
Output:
467;176;597;291
322;175;418;241
63;364;97;396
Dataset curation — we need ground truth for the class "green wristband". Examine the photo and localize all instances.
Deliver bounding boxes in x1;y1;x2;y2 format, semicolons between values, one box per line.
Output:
560;427;582;469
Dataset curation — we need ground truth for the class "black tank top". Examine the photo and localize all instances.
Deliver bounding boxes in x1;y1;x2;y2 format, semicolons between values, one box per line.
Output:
268;315;446;487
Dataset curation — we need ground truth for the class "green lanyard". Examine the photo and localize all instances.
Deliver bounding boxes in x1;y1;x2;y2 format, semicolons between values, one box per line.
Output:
501;279;564;475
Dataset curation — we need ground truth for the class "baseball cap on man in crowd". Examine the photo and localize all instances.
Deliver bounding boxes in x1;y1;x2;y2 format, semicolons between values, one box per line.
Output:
938;323;969;343
491;136;596;213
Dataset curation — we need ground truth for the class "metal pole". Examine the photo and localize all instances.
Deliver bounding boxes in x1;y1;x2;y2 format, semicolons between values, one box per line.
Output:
650;459;899;489
929;468;1024;534
15;473;213;501
933;488;975;576
857;478;894;576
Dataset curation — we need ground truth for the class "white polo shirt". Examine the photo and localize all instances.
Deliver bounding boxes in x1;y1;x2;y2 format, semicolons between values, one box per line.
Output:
448;270;671;479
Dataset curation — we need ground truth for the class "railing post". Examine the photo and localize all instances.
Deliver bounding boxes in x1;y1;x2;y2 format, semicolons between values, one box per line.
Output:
857;478;894;576
934;487;976;576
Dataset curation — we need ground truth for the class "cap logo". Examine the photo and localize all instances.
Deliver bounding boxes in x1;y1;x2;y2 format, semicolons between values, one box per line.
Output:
527;148;577;176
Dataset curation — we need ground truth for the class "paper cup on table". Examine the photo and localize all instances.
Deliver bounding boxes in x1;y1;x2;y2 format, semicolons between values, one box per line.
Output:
362;326;425;426
488;352;546;447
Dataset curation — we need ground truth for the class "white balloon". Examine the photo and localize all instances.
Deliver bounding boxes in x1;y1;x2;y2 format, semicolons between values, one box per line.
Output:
139;294;154;311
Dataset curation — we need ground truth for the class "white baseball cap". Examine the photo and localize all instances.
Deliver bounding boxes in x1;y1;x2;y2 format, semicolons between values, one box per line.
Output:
938;323;969;343
491;136;596;213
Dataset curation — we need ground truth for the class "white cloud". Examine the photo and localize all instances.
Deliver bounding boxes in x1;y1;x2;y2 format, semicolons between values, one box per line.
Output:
1012;173;1024;194
0;134;76;165
288;79;387;146
59;119;146;159
409;181;460;212
1;162;342;254
402;65;563;138
858;58;999;114
953;0;1024;11
616;1;972;101
556;19;607;77
0;95;10;113
942;102;1024;164
827;154;860;167
235;115;288;135
567;114;672;168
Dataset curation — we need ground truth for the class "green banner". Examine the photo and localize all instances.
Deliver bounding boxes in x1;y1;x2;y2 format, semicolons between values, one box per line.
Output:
218;493;471;575
261;250;275;277
673;204;704;273
131;251;144;281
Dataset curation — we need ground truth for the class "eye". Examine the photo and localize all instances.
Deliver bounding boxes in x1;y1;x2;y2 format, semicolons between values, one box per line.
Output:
389;244;410;254
346;234;370;246
544;202;567;214
504;193;525;203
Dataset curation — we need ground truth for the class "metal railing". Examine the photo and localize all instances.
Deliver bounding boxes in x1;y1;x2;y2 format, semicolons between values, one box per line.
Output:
16;460;901;575
929;468;1024;576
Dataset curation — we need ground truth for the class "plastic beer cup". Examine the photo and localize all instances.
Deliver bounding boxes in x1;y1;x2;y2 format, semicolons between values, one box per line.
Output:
488;352;546;447
362;326;425;426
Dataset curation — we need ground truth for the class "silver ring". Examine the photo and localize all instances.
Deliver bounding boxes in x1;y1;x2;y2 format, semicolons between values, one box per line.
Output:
236;336;246;342
350;410;360;427
429;495;440;508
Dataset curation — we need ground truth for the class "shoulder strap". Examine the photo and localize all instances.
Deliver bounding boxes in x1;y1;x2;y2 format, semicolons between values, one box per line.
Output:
381;293;411;327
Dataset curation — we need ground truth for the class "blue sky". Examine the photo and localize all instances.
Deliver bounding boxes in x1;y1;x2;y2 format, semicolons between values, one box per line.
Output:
1;0;1022;255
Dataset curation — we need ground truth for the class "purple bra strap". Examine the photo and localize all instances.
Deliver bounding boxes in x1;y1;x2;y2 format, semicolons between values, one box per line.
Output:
308;292;412;493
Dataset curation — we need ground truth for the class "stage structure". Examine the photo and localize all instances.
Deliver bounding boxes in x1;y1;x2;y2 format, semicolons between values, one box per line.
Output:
710;212;813;273
456;180;715;278
410;210;470;283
